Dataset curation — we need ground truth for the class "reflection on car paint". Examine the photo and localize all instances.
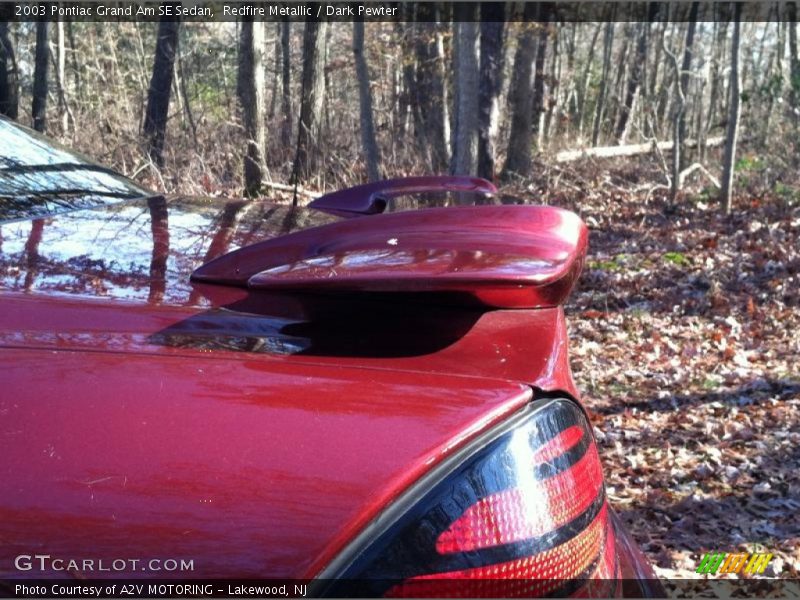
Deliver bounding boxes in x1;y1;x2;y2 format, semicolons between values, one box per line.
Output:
0;197;337;304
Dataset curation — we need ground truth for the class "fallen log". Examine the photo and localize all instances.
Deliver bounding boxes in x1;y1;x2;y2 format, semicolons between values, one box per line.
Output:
555;136;725;163
262;180;319;199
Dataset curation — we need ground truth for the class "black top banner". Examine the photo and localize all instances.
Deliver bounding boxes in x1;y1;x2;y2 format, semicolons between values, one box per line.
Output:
0;1;791;23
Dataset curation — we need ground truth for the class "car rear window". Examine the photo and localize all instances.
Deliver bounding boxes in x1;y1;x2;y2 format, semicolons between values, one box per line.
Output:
0;118;151;223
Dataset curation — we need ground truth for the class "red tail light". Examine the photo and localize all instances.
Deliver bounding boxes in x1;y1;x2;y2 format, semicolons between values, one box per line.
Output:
321;398;619;598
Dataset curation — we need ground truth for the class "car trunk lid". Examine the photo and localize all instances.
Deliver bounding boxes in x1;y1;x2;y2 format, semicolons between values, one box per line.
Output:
0;346;530;578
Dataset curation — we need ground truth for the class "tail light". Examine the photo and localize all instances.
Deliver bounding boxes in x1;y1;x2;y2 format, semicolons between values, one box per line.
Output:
322;398;618;598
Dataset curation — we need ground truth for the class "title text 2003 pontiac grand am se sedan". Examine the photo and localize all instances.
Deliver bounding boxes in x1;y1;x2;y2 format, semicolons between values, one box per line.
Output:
0;118;663;597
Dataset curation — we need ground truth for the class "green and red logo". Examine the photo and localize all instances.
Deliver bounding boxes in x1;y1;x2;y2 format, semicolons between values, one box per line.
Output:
696;551;774;575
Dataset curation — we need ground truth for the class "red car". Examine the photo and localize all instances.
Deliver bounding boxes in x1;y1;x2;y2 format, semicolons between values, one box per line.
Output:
0;119;662;597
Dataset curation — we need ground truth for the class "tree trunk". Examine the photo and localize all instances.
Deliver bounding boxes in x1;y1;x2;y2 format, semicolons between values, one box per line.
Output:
170;47;184;127
268;25;279;119
0;19;19;119
609;23;631;136
615;19;650;143
353;20;382;182
662;37;683;202
789;2;799;113
677;2;699;170
280;18;292;148
757;19;780;146
32;21;49;133
414;4;449;172
237;19;267;197
66;21;82;104
720;4;742;214
143;18;180;168
435;19;450;160
176;36;197;145
502;5;539;180
450;9;480;179
55;21;69;133
477;3;505;180
530;5;551;148
649;18;665;101
294;13;327;181
704;20;728;145
543;21;559;143
576;23;602;139
694;26;709;160
395;12;415;138
591;19;615;146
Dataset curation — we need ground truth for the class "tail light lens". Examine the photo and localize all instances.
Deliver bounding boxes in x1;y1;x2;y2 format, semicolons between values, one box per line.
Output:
324;399;618;598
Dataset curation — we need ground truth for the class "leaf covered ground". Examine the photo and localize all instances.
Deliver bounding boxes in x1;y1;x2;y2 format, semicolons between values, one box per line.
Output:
526;158;800;589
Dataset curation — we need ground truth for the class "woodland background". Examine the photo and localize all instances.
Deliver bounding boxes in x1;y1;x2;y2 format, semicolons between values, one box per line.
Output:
1;1;799;586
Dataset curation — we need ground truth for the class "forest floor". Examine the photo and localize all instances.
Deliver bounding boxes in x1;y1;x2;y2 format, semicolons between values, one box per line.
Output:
524;157;800;591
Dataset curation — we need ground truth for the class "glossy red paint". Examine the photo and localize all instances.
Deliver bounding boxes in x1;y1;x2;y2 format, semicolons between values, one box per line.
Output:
0;345;531;579
308;176;497;217
0;291;579;397
193;205;588;309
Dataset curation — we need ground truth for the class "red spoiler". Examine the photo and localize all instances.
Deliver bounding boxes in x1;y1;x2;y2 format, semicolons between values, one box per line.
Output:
192;179;587;309
307;176;497;217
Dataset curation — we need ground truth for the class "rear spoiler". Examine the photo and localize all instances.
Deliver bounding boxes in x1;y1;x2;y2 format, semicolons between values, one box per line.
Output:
192;179;587;309
308;176;497;217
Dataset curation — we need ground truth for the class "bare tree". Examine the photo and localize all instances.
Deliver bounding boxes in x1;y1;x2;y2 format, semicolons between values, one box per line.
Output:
575;23;602;138
592;17;615;146
721;3;743;214
616;15;652;143
237;19;267;197
32;22;49;132
66;21;81;102
353;19;381;182
414;4;449;172
294;13;328;181
395;13;414;138
503;5;539;180
530;4;552;147
451;8;480;178
175;35;197;145
663;39;684;203
0;20;19;119
659;8;698;204
789;2;799;113
54;21;70;133
677;3;699;169
477;3;505;180
703;19;729;162
143;17;180;167
542;17;560;142
280;19;292;148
